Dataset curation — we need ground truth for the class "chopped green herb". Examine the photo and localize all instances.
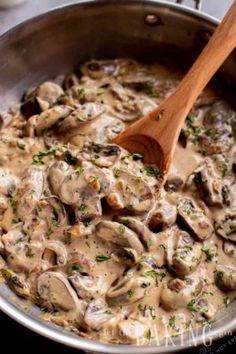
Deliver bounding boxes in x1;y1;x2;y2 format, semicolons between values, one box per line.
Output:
114;168;121;178
75;167;84;176
127;289;135;298
187;299;200;313
78;203;87;212
32;145;56;165
223;297;230;308
2;269;13;280
25;250;35;258
169;316;176;329
146;328;152;340
51;214;59;226
95;254;111;262
144;166;160;178
17;141;26;150
147;87;159;98
187;111;196;123
119;224;126;234
12;218;20;224
72;264;82;272
104;309;113;315
76;116;85;122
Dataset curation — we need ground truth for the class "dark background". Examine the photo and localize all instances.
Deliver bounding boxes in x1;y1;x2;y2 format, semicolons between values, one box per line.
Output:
0;0;235;353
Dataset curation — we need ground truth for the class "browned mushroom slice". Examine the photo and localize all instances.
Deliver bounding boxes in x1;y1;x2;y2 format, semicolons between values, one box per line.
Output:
37;271;82;312
36;81;64;106
165;227;202;276
148;198;177;232
193;159;230;207
69;273;107;300
68;114;125;148
81;60;119;79
223;241;236;257
198;127;233;155
41;240;67;270
160;276;203;311
215;214;236;242
95;220;144;253
57;102;105;133
2;269;30;298
177;198;213;241
25;105;72;136
113;247;139;266
164;175;184;192
118;318;149;343
0;168;18;196
2;223;43;273
48;161;72;195
106;272;154;305
115;216;157;251
215;265;236;291
203;101;235;128
83;298;115;330
192;298;216;322
37;196;68;232
16;167;44;222
106;169;154;214
82;142;121;167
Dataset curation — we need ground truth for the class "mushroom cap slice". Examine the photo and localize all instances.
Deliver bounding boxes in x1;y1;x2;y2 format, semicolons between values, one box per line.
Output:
116;216;157;251
69;274;107;300
48;161;72;195
82;142;121;167
83;298;114;330
57;102;105;133
81;60;119;79
193;159;224;207
118;319;149;343
16;167;44;222
42;240;68;270
215;214;236;242
0;168;18;196
2;223;44;273
223;241;236;257
106;169;154;214
26;105;72;136
96;220;144;253
160;276;203;311
177;198;214;241
165;227;202;276
148;198;177;232
36;81;64;107
37;271;80;311
2;270;31;299
215;265;236;292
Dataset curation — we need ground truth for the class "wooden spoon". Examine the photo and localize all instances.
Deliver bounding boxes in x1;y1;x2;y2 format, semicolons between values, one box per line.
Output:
113;1;236;174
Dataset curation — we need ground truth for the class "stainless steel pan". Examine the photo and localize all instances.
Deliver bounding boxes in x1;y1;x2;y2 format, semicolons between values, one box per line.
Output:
0;1;235;352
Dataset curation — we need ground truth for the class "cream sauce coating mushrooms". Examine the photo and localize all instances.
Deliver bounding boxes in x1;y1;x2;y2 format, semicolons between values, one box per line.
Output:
0;58;236;345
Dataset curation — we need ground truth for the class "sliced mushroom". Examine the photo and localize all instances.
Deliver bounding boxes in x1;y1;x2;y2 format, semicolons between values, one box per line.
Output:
215;265;236;291
41;240;67;270
2;223;44;273
81;60;119;79
193;298;216;322
223;241;236;257
215;214;236;242
0;168;18;196
2;270;31;298
106;270;154;305
198;128;233;156
109;84;144;122
36;81;64;106
177;198;214;241
83;298;115;330
69;273;107;300
203;101;235;128
48;161;72;195
160;276;203;311
115;216;157;251
25;105;72;136
57;102;105;133
193;159;231;207
82;142;121;167
16;167;44;223
165;227;202;275
96;220;144;253
164;175;184;192
68;115;125;148
106;169;154;214
118;318;149;343
37;271;82;312
148;198;177;232
37;196;68;231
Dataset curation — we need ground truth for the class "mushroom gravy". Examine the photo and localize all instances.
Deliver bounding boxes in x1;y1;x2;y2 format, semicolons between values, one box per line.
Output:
0;59;235;345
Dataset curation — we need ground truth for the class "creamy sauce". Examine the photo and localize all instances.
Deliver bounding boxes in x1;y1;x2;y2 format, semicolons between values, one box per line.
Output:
0;58;235;345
